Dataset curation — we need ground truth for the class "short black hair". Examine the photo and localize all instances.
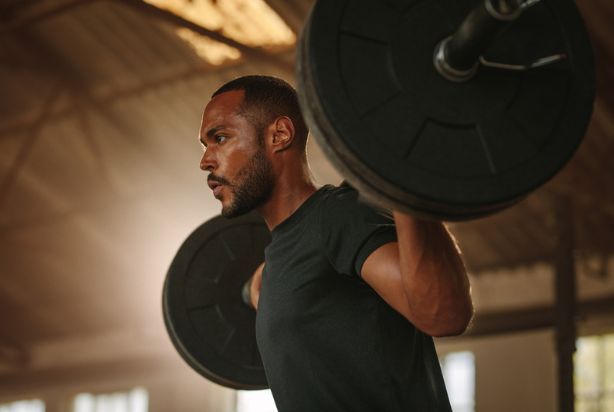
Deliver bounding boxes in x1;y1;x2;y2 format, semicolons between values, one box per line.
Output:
212;75;309;149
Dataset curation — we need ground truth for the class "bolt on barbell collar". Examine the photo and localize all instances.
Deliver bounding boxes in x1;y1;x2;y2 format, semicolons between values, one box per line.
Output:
486;0;525;21
434;0;528;82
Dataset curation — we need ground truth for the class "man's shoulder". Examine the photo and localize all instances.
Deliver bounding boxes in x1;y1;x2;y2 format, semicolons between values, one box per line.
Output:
318;183;391;222
318;182;359;204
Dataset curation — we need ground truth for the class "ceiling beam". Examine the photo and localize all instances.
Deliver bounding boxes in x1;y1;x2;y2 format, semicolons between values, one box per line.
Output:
0;356;178;396
465;294;614;337
556;185;614;219
0;345;28;370
0;331;29;370
467;255;552;275
468;251;614;277
0;83;64;209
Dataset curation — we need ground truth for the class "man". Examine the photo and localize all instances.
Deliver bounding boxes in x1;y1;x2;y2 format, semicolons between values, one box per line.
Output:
199;75;473;411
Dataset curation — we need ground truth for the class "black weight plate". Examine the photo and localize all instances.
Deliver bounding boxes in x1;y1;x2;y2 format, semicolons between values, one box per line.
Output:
297;0;595;221
163;212;270;389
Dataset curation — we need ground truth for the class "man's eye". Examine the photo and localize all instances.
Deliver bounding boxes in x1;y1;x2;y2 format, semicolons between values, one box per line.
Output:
215;135;227;144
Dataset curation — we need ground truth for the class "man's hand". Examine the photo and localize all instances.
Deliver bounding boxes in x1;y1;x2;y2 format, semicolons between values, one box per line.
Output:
247;262;264;310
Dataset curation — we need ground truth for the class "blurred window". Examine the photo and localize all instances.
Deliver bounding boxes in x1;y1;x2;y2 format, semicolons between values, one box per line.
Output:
0;399;44;412
236;390;277;412
575;333;614;411
73;387;148;412
442;351;476;412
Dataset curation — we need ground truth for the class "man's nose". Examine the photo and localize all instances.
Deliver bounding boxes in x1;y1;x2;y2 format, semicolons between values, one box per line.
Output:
200;148;216;171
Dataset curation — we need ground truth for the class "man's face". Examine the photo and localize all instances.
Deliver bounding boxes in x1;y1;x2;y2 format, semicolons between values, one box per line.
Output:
199;90;275;217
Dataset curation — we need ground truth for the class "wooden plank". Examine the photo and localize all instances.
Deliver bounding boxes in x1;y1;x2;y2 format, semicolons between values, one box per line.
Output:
553;196;576;412
465;295;614;337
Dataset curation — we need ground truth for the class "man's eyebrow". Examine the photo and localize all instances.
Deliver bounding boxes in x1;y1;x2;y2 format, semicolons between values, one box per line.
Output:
200;125;223;146
206;126;223;138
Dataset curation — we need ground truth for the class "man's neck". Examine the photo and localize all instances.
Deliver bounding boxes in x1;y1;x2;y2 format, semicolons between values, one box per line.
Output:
258;177;317;231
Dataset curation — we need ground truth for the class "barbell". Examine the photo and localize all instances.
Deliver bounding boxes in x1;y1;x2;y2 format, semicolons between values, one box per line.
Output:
163;0;595;389
297;0;594;220
163;212;270;389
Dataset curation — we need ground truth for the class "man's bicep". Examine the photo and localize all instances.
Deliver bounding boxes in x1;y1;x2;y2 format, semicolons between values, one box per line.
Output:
360;242;413;321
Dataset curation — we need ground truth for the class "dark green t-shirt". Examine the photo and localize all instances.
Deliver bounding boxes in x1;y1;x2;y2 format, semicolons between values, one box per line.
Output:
255;185;451;412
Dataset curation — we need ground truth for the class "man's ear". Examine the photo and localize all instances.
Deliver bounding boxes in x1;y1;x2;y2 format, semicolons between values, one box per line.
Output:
268;116;295;153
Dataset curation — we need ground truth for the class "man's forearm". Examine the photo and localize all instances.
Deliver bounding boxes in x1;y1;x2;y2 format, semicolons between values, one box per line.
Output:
393;211;473;336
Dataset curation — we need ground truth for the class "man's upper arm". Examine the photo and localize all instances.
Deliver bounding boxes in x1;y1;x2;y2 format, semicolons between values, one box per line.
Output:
360;242;413;321
318;186;413;320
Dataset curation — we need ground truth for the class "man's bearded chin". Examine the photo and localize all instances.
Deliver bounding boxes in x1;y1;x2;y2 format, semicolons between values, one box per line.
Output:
221;149;274;218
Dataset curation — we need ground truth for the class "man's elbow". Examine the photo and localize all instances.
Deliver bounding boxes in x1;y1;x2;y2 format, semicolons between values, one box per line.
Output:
417;307;474;338
428;318;471;338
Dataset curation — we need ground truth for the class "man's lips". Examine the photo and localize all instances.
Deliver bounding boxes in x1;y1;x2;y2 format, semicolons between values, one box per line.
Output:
208;180;222;196
212;185;223;197
207;176;228;198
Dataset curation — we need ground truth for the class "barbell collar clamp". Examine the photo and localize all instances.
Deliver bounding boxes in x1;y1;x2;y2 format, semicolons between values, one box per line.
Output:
433;37;480;82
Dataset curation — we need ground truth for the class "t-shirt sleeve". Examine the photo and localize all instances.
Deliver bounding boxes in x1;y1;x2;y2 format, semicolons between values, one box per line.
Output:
319;187;397;277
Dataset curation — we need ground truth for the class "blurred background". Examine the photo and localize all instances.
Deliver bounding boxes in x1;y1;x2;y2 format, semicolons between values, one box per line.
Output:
0;0;613;411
